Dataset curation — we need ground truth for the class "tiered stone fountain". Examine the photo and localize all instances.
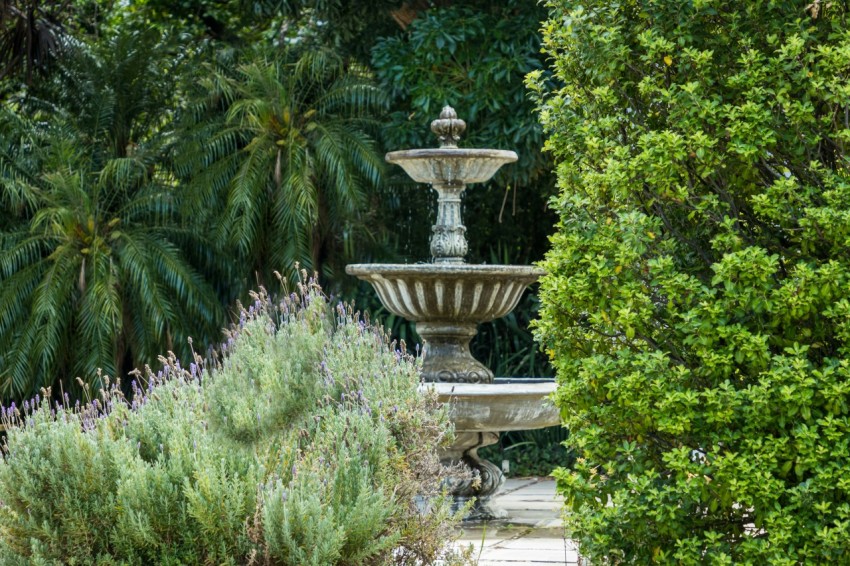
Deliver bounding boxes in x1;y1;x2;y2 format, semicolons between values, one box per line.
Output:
347;106;559;520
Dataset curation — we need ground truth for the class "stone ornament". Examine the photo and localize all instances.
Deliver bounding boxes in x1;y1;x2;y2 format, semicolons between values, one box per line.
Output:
430;105;466;148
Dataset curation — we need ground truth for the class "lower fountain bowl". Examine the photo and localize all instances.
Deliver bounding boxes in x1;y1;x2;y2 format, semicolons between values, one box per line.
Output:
422;377;560;432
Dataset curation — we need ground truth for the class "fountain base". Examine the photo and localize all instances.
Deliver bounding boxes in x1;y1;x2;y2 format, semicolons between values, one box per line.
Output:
426;379;561;521
442;431;506;520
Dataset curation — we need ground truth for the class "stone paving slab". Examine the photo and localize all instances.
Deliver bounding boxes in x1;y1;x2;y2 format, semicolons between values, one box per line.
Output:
453;478;582;565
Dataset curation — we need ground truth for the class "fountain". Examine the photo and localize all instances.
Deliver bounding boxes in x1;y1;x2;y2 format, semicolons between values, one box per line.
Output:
346;106;559;520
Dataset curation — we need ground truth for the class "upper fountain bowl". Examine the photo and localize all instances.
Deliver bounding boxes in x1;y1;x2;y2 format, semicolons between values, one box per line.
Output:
386;148;517;186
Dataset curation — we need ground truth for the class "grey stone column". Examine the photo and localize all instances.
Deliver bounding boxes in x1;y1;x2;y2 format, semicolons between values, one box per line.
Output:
430;183;468;263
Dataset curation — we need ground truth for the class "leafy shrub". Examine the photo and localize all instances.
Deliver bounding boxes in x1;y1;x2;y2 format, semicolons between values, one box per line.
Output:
532;0;850;563
0;279;470;565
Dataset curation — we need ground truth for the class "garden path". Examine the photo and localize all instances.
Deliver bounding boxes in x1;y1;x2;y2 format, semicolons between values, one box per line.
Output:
454;478;580;565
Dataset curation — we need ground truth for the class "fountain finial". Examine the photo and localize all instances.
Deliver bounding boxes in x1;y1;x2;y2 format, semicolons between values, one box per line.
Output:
431;106;466;148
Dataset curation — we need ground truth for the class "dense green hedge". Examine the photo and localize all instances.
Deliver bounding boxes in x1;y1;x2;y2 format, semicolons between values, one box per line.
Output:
532;0;850;562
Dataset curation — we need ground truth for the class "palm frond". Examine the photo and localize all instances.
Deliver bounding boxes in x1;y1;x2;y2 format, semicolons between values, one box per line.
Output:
74;248;120;380
175;45;387;282
226;133;276;255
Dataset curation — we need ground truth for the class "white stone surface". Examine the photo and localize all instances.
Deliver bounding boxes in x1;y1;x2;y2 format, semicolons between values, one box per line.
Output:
453;478;583;565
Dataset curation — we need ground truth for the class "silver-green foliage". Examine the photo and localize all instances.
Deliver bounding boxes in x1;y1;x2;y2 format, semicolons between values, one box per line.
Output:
0;281;464;565
532;0;850;563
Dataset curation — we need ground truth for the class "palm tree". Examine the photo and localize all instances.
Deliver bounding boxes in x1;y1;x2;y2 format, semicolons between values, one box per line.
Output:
176;46;386;288
0;28;225;402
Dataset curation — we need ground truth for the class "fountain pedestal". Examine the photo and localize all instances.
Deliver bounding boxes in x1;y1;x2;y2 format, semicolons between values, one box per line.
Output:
417;321;490;384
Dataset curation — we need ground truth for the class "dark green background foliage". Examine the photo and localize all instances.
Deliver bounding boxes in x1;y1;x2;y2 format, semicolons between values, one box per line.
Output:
371;0;555;266
114;0;282;41
533;0;850;562
480;425;574;478
0;28;225;400
1;0;554;426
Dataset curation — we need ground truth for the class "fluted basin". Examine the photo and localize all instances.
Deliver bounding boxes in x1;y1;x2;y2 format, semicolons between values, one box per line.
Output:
346;263;544;383
345;263;542;322
386;148;517;186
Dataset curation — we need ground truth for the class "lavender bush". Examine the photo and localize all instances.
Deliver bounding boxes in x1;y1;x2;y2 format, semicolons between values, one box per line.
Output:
0;279;470;565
